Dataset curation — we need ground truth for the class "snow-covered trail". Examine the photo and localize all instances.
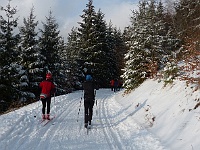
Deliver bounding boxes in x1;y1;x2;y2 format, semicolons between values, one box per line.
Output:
0;89;167;150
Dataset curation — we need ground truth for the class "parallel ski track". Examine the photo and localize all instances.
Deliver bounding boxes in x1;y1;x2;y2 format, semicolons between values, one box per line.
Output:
29;97;80;150
45;97;82;150
0;114;32;150
33;98;79;150
1;96;80;150
1;91;126;150
98;94;125;150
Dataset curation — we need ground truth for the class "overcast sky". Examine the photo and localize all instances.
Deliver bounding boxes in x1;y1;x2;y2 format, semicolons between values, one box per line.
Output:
1;0;177;40
1;0;140;40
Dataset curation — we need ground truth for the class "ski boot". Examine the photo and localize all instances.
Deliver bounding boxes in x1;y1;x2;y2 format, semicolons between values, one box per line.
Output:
84;123;88;128
89;121;91;125
88;121;91;129
46;114;50;120
42;114;46;120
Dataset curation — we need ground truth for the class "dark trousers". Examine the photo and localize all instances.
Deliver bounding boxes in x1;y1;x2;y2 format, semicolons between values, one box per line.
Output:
111;86;114;91
114;86;118;92
84;100;94;124
41;97;51;114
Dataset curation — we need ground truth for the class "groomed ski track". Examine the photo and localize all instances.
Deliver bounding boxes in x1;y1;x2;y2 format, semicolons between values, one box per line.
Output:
0;89;167;150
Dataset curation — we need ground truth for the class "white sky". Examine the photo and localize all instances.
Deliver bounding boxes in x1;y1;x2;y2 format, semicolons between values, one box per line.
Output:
1;0;139;39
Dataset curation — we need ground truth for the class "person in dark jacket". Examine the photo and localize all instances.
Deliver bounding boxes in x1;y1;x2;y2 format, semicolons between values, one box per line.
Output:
39;73;56;120
114;79;118;92
83;74;96;128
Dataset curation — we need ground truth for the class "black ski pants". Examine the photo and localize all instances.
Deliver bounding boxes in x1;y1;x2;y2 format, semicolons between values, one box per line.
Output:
41;97;51;114
84;100;94;124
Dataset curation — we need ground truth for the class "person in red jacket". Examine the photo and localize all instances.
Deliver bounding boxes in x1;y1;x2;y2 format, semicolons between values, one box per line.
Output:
110;79;114;91
39;73;56;120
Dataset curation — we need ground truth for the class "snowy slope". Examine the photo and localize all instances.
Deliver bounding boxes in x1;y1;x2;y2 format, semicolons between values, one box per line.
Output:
114;79;200;150
0;79;199;150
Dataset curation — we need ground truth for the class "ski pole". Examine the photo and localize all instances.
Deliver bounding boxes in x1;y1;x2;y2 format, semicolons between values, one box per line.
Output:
77;89;84;122
95;99;98;116
54;93;56;114
34;98;41;118
38;98;40;109
77;97;82;122
94;90;98;116
54;93;55;103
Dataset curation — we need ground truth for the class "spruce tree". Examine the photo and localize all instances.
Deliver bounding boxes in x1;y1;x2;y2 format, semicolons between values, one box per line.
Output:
106;22;126;83
91;9;110;87
0;1;20;106
122;1;149;91
122;0;180;91
19;6;42;100
39;10;64;93
77;0;124;87
112;27;126;80
64;27;82;90
106;21;117;79
77;0;97;80
56;37;69;94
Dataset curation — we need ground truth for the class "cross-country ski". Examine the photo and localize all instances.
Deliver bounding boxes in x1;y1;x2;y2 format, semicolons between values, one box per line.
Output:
41;116;55;126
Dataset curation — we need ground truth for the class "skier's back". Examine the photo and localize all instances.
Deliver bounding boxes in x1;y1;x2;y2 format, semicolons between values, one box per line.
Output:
83;75;95;128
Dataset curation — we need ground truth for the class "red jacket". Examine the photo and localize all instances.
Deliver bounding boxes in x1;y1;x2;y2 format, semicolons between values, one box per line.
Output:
110;80;114;86
39;80;56;99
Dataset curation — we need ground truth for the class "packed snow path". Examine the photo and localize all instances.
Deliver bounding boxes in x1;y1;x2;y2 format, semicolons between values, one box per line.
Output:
0;89;167;150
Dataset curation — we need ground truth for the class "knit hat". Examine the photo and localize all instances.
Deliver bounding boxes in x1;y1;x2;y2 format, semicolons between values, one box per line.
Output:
86;75;92;81
46;73;52;80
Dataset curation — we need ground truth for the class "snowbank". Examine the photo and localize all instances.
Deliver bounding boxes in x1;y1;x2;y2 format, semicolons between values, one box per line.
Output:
116;79;200;150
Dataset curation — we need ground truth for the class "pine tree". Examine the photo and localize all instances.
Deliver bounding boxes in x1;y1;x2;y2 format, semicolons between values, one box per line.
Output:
56;37;69;94
0;1;19;66
19;6;42;100
122;1;150;91
106;22;127;83
122;0;181;91
39;10;63;93
77;0;125;87
91;9;111;87
0;1;20;107
77;0;97;80
64;27;82;90
112;27;126;80
106;21;117;79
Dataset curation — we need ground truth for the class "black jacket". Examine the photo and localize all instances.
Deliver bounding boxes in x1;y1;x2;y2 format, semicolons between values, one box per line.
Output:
83;81;95;101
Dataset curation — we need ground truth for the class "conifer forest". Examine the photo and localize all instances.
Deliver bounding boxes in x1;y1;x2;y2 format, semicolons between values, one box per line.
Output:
0;0;199;113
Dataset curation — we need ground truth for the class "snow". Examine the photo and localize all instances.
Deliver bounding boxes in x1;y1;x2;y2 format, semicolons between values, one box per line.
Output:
0;79;200;150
